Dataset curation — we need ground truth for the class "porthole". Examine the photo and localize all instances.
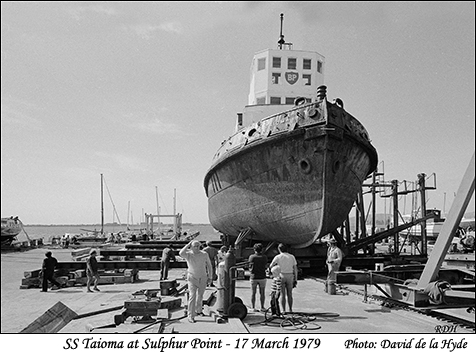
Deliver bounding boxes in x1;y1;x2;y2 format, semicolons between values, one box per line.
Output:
299;159;312;174
332;160;341;173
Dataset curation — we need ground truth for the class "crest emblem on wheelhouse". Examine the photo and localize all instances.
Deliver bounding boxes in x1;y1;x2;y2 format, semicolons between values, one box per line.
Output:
285;72;299;85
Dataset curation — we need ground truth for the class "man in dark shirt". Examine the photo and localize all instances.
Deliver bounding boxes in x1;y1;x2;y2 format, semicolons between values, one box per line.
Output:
248;243;268;312
86;249;100;292
41;251;61;292
160;244;176;280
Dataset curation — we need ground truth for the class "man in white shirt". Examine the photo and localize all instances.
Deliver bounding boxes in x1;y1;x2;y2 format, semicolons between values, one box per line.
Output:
179;240;213;323
269;243;298;314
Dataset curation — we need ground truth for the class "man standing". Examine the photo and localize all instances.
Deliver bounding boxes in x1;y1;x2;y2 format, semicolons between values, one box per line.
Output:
269;243;298;314
41;251;61;292
179;240;212;323
326;237;343;281
86;249;100;293
202;241;219;286
160;244;176;280
248;243;268;312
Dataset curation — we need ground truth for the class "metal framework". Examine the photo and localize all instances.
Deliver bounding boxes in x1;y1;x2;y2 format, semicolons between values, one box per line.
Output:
417;152;475;288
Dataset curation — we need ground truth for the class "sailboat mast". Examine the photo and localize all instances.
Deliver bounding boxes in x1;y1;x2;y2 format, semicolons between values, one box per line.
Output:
100;173;104;234
155;186;160;235
127;201;130;229
173;188;176;215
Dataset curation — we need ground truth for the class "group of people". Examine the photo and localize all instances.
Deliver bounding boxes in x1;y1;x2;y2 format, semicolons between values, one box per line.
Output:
248;242;299;314
248;238;343;316
41;248;100;293
41;236;343;321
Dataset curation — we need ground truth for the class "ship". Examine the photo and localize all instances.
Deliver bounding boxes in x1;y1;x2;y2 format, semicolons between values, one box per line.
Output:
1;216;23;246
204;14;378;248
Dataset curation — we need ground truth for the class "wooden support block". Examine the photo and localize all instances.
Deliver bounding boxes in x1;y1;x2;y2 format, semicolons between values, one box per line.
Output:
159;296;182;310
74;270;86;278
24;269;42;278
57;276;70;285
125;300;161;310
160;280;178;289
124;301;160;317
21;277;41;288
75;277;88;286
55;268;71;277
98;276;115;284
156;309;170;319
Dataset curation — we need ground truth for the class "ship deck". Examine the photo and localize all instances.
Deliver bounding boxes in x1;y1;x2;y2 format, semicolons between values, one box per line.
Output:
1;247;474;334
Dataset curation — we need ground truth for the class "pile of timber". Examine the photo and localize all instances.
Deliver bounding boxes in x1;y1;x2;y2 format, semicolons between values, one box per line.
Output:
20;267;139;289
84;239;223;268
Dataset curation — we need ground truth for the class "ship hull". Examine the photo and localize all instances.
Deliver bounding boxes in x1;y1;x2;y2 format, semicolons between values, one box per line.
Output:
205;99;377;247
1;217;22;246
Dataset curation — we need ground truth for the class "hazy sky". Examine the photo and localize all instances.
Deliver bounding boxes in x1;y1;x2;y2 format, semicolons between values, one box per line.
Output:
1;2;475;225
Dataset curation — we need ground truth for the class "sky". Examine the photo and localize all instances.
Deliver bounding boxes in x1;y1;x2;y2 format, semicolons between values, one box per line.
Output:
1;2;475;225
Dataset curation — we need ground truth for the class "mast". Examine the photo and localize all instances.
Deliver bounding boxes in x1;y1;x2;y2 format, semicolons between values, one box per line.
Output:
127;201;130;229
156;186;160;235
278;13;285;49
173;188;176;215
100;173;104;234
277;13;292;50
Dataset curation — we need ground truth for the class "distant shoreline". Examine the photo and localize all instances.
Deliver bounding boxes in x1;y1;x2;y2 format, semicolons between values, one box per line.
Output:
23;223;212;227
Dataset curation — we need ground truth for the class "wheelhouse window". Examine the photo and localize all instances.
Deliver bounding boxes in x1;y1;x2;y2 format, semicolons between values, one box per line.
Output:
287;58;297;70
285;97;295;105
270;97;281;105
272;73;281;84
258;58;266;71
272;57;281;68
317;60;323;73
303;74;312;86
256;96;266;105
303;58;312;70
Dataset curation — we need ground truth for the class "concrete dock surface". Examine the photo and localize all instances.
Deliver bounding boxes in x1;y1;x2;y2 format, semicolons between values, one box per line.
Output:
1;247;474;334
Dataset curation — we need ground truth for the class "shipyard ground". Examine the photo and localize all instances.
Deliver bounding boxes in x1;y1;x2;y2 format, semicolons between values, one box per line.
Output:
1;247;474;334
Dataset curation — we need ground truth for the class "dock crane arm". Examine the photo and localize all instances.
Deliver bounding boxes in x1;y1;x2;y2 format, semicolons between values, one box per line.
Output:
417;152;475;289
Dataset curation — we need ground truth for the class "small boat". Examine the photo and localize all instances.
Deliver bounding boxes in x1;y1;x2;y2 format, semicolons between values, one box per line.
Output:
1;216;23;246
204;14;378;248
